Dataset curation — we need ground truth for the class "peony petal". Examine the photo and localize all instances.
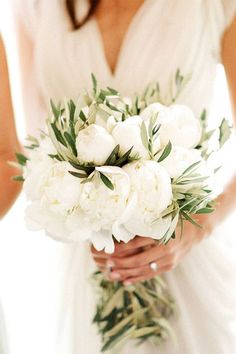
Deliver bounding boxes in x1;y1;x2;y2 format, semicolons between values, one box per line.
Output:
95;165;128;175
65;211;96;242
91;230;115;254
117;192;137;224
140;103;167;121
112;222;136;243
124;215;172;239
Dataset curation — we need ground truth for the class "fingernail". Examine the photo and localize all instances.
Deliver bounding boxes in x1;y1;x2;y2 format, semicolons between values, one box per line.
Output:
110;272;121;280
106;260;115;268
123;280;132;286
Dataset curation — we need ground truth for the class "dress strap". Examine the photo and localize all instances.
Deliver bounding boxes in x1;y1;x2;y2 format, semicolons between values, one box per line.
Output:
13;0;41;39
222;0;236;29
205;0;236;63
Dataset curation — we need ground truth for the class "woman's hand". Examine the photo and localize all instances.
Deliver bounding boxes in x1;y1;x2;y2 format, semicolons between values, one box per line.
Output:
91;215;212;285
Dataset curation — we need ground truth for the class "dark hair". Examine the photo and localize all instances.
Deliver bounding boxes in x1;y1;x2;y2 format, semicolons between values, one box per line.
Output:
66;0;100;30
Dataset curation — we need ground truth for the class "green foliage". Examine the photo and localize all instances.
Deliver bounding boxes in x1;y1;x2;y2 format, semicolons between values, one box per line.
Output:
11;153;28;182
64;131;77;157
92;272;176;352
140;121;149;151
15;153;28;166
12;175;24;182
105;145;120;165
50;99;61;120
51;122;67;147
99;172;114;190
114;147;136;167
157;141;172;162
91;73;98;94
219;118;232;148
68;171;87;179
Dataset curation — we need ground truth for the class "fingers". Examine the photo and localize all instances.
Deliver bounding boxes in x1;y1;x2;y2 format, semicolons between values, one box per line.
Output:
91;236;186;284
108;244;172;269
114;236;156;254
90;236;153;259
91;237;153;268
99;256;177;284
108;256;168;281
90;245;108;259
122;266;172;285
92;248;140;267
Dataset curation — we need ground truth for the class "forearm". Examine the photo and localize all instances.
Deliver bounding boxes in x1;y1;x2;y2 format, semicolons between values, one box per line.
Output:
0;36;23;219
0;150;22;219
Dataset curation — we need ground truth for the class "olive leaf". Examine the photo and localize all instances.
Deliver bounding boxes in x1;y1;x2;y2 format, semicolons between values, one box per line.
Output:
50;99;61;121
157;141;172;162
219;118;231;148
12;175;24;182
105;145;120;165
140;121;149;150
64;132;77;157
68;171;87;179
91;73;98;94
15;153;28;166
99;172;114;190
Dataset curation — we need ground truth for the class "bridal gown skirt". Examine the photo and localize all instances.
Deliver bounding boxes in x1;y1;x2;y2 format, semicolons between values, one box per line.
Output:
0;195;235;354
57;217;236;354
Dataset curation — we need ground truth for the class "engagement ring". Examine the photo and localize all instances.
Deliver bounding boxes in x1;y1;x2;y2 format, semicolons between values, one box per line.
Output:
150;261;158;272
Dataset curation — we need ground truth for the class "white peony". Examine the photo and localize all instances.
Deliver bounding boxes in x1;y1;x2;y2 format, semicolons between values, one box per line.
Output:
23;137;57;201
112;116;160;159
112;116;148;158
25;160;83;243
158;104;202;148
40;161;83;214
79;166;131;230
123;160;173;238
160;147;202;178
76;124;116;165
25;160;135;253
66;210;135;254
160;147;212;192
65;166;135;253
106;115;117;133
201;129;220;154
25;200;69;240
140;102;166;121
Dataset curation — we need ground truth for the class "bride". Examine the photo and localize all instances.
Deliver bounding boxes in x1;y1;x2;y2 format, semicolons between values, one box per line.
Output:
0;0;236;353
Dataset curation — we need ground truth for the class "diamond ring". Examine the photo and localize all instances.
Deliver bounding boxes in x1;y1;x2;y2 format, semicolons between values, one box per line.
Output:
149;261;158;272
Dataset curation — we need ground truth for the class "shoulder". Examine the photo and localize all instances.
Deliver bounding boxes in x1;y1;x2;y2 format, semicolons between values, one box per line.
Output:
204;0;236;58
11;0;74;37
221;0;236;29
13;0;42;37
207;0;236;32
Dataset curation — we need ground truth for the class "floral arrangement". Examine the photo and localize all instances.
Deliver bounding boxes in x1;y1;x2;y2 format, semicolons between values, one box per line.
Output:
13;71;231;352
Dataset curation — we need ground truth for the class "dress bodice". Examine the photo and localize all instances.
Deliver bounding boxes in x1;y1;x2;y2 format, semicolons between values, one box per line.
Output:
1;0;236;133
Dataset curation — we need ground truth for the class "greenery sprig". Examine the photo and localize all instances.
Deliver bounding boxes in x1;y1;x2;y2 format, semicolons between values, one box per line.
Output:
92;271;176;352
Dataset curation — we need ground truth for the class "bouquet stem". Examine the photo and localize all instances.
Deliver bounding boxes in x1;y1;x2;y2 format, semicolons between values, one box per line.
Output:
92;271;176;352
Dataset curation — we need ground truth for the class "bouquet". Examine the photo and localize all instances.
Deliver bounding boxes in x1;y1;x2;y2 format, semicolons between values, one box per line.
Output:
13;71;231;352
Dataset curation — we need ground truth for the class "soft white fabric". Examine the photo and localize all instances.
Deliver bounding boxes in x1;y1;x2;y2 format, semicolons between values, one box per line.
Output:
0;0;236;353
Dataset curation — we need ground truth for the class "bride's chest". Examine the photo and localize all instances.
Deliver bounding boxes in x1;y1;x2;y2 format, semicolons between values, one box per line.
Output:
34;0;218;116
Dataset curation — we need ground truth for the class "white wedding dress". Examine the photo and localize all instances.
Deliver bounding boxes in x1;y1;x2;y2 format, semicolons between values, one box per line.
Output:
1;1;236;353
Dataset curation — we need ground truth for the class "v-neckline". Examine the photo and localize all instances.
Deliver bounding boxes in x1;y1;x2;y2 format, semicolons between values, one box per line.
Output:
91;0;150;80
